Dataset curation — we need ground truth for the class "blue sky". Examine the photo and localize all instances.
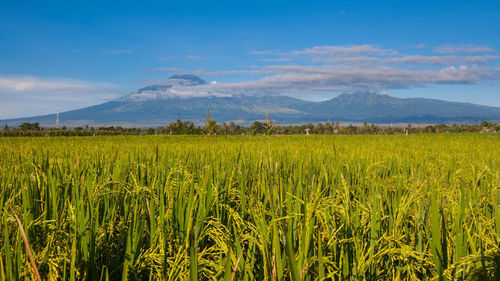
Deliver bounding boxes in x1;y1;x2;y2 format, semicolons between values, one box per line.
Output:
1;0;500;118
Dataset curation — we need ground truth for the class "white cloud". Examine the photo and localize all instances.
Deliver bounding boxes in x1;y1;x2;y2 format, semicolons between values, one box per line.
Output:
383;55;458;65
146;44;500;100
250;45;397;64
291;44;395;56
258;58;294;62
463;55;500;63
143;43;500;98
168;64;499;96
434;44;494;54
255;44;498;66
383;55;500;65
192;69;273;76
0;76;114;92
283;45;399;65
314;56;380;65
0;76;124;119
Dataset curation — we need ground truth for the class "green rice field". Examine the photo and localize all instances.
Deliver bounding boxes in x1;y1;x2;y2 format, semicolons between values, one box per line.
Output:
0;134;499;280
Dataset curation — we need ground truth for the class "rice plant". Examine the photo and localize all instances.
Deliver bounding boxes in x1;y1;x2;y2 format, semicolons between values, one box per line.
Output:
0;134;499;280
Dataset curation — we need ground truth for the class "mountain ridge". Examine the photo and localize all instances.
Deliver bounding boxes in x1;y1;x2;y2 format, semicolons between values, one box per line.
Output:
2;75;500;127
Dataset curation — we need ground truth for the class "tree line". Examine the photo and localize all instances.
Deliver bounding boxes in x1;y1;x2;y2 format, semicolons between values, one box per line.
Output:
1;119;498;137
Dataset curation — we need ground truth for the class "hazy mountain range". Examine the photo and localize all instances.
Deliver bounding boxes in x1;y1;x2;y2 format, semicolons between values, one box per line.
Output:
2;74;500;127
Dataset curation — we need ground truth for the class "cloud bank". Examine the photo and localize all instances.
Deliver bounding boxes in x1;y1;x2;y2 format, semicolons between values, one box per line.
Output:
159;44;500;97
433;44;495;54
0;76;122;119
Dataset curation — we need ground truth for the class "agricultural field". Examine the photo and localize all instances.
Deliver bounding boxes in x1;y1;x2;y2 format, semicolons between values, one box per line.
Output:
0;134;499;281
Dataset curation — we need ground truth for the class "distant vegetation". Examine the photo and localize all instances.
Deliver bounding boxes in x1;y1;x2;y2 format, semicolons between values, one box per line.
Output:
0;134;499;280
1;120;498;137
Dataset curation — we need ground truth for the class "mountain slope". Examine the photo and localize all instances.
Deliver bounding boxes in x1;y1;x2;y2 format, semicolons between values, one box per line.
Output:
314;92;500;123
1;75;500;127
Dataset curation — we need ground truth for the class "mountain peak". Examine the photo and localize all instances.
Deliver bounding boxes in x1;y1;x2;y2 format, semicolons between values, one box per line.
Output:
120;74;214;102
133;74;206;95
168;74;207;85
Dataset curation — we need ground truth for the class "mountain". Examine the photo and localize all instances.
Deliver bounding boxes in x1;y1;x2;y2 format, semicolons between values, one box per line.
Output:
313;92;500;123
2;75;500;127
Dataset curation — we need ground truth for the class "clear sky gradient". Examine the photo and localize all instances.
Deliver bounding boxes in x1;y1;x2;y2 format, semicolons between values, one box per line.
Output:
1;0;499;118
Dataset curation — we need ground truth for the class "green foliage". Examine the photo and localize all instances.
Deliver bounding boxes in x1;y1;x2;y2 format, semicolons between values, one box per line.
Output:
1;121;499;137
19;122;40;130
0;134;499;280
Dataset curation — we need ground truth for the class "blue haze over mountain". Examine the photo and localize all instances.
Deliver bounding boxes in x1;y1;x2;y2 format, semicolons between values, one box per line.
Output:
2;75;499;127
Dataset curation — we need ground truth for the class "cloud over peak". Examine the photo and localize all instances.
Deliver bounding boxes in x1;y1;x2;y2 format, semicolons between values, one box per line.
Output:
161;44;500;97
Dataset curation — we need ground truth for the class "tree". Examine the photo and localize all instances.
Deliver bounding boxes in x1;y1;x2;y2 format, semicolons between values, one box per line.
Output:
3;124;8;131
363;122;369;133
345;124;358;134
19;122;40;130
228;122;239;135
250;121;265;135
